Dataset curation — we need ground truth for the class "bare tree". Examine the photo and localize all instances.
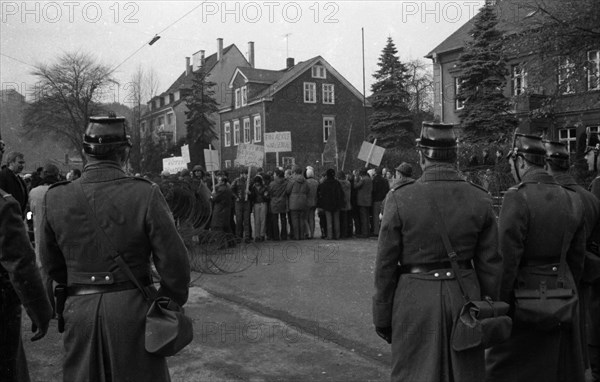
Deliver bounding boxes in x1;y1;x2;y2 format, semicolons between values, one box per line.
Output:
22;51;117;163
405;59;434;114
144;67;161;103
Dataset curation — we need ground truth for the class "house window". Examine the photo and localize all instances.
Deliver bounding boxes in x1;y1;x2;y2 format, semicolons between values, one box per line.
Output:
322;84;335;104
235;88;241;108
225;160;232;168
588;50;600;91
233;120;240;145
304;82;316;103
312;65;326;79
558;57;575;94
157;116;164;131
141;121;146;135
224;122;231;147
243;118;251;144
323;117;334;143
454;77;464;110
174;91;180;102
282;157;295;167
166;112;173;125
241;86;248;106
559;127;577;153
253;115;262;142
511;64;526;96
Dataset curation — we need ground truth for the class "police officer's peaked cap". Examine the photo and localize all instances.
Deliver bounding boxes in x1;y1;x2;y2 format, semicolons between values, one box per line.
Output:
416;122;457;160
585;129;600;154
509;133;546;166
543;140;570;170
83;114;132;156
192;165;205;173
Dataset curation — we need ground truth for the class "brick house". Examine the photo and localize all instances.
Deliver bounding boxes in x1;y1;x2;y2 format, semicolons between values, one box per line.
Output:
218;56;370;170
140;38;253;165
426;0;599;156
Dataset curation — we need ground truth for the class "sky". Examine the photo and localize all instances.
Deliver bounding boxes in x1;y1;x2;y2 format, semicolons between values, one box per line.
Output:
1;0;486;106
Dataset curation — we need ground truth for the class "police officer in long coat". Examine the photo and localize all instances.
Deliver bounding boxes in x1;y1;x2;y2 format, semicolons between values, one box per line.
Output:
0;138;53;382
584;131;600;382
373;122;502;382
40;116;191;382
486;134;587;382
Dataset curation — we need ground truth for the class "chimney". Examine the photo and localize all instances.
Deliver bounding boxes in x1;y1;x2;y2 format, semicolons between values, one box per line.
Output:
286;57;295;69
217;38;223;61
200;50;205;67
185;57;191;76
248;41;255;68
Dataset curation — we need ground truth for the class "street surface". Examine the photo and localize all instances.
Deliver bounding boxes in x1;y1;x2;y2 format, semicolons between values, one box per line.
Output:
24;237;390;382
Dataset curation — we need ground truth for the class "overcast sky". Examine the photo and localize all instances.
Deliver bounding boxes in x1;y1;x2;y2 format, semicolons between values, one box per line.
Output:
1;1;485;105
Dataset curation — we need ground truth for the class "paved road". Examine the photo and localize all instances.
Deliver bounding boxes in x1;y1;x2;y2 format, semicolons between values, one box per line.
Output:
23;237;391;381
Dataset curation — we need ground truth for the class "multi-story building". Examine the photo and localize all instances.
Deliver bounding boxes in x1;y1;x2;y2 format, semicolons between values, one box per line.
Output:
141;38;253;164
426;0;599;156
219;56;370;170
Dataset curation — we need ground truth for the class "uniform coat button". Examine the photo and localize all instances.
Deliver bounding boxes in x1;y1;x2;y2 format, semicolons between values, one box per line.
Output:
446;272;452;277
91;276;96;282
105;275;110;281
434;273;440;277
552;266;558;272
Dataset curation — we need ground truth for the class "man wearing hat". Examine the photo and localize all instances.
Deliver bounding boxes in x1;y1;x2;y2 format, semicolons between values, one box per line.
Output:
40;115;190;381
486;133;587;382
584;131;600;382
373;122;502;382
0;137;52;382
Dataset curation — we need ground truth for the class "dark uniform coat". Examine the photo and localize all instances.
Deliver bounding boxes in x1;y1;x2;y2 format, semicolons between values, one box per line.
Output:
40;162;190;382
587;176;600;381
211;182;233;232
374;164;502;382
0;188;53;382
0;167;28;216
486;167;587;382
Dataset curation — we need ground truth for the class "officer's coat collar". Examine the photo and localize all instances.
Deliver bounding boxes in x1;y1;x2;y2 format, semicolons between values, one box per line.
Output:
81;161;128;183
519;167;557;185
553;173;578;186
418;164;464;183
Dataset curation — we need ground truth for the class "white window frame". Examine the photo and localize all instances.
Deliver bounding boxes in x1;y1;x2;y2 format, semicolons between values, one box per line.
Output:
323;116;334;143
241;86;248;106
304;82;316;103
511;64;526;96
455;77;464;110
243;118;251;144
253;115;262;142
225;160;232;168
558;127;577;153
588;50;600;91
312;65;326;79
166;112;174;126
282;157;295;167
233;120;240;146
235;88;241;108
558;57;575;94
224;122;231;147
322;84;335;104
174;91;180;102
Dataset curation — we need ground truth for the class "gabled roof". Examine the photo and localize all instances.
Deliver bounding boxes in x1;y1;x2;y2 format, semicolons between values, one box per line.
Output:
250;56;367;104
426;0;546;58
233;67;285;86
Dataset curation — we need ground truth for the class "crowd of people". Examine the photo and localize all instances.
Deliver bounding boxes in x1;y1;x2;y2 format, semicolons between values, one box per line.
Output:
166;161;416;244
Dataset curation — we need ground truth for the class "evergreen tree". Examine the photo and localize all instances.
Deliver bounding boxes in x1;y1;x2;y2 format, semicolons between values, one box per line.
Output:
185;68;219;166
456;2;518;143
369;37;413;148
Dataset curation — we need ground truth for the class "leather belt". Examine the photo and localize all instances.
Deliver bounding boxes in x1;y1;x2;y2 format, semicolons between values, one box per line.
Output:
399;260;472;274
520;258;561;267
67;278;152;296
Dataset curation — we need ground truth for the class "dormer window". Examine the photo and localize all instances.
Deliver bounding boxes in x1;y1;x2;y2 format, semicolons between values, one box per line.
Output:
241;86;248;106
312;65;326;79
235;88;241;108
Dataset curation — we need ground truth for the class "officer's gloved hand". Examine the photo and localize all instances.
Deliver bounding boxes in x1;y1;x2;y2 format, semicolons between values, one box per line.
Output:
26;303;53;341
375;326;392;344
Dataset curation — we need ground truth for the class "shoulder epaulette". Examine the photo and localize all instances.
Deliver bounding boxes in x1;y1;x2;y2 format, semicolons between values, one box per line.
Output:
467;181;490;194
0;188;12;199
131;176;154;185
48;180;71;190
391;179;416;192
507;182;525;191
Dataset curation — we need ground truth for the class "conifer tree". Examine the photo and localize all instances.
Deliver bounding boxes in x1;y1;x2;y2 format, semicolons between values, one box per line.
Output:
456;2;518;143
185;68;219;165
369;37;413;148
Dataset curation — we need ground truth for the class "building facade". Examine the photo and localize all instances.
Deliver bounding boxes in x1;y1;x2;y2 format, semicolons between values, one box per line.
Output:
218;56;370;170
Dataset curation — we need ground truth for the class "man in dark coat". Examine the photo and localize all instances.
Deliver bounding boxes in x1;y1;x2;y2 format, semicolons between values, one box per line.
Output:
353;168;373;238
317;168;345;240
0;151;28;216
286;166;309;240
374;122;502;382
371;167;389;236
268;169;288;240
40;115;190;382
584;132;600;382
231;169;252;243
486;134;587;382
211;171;234;234
0;140;53;382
